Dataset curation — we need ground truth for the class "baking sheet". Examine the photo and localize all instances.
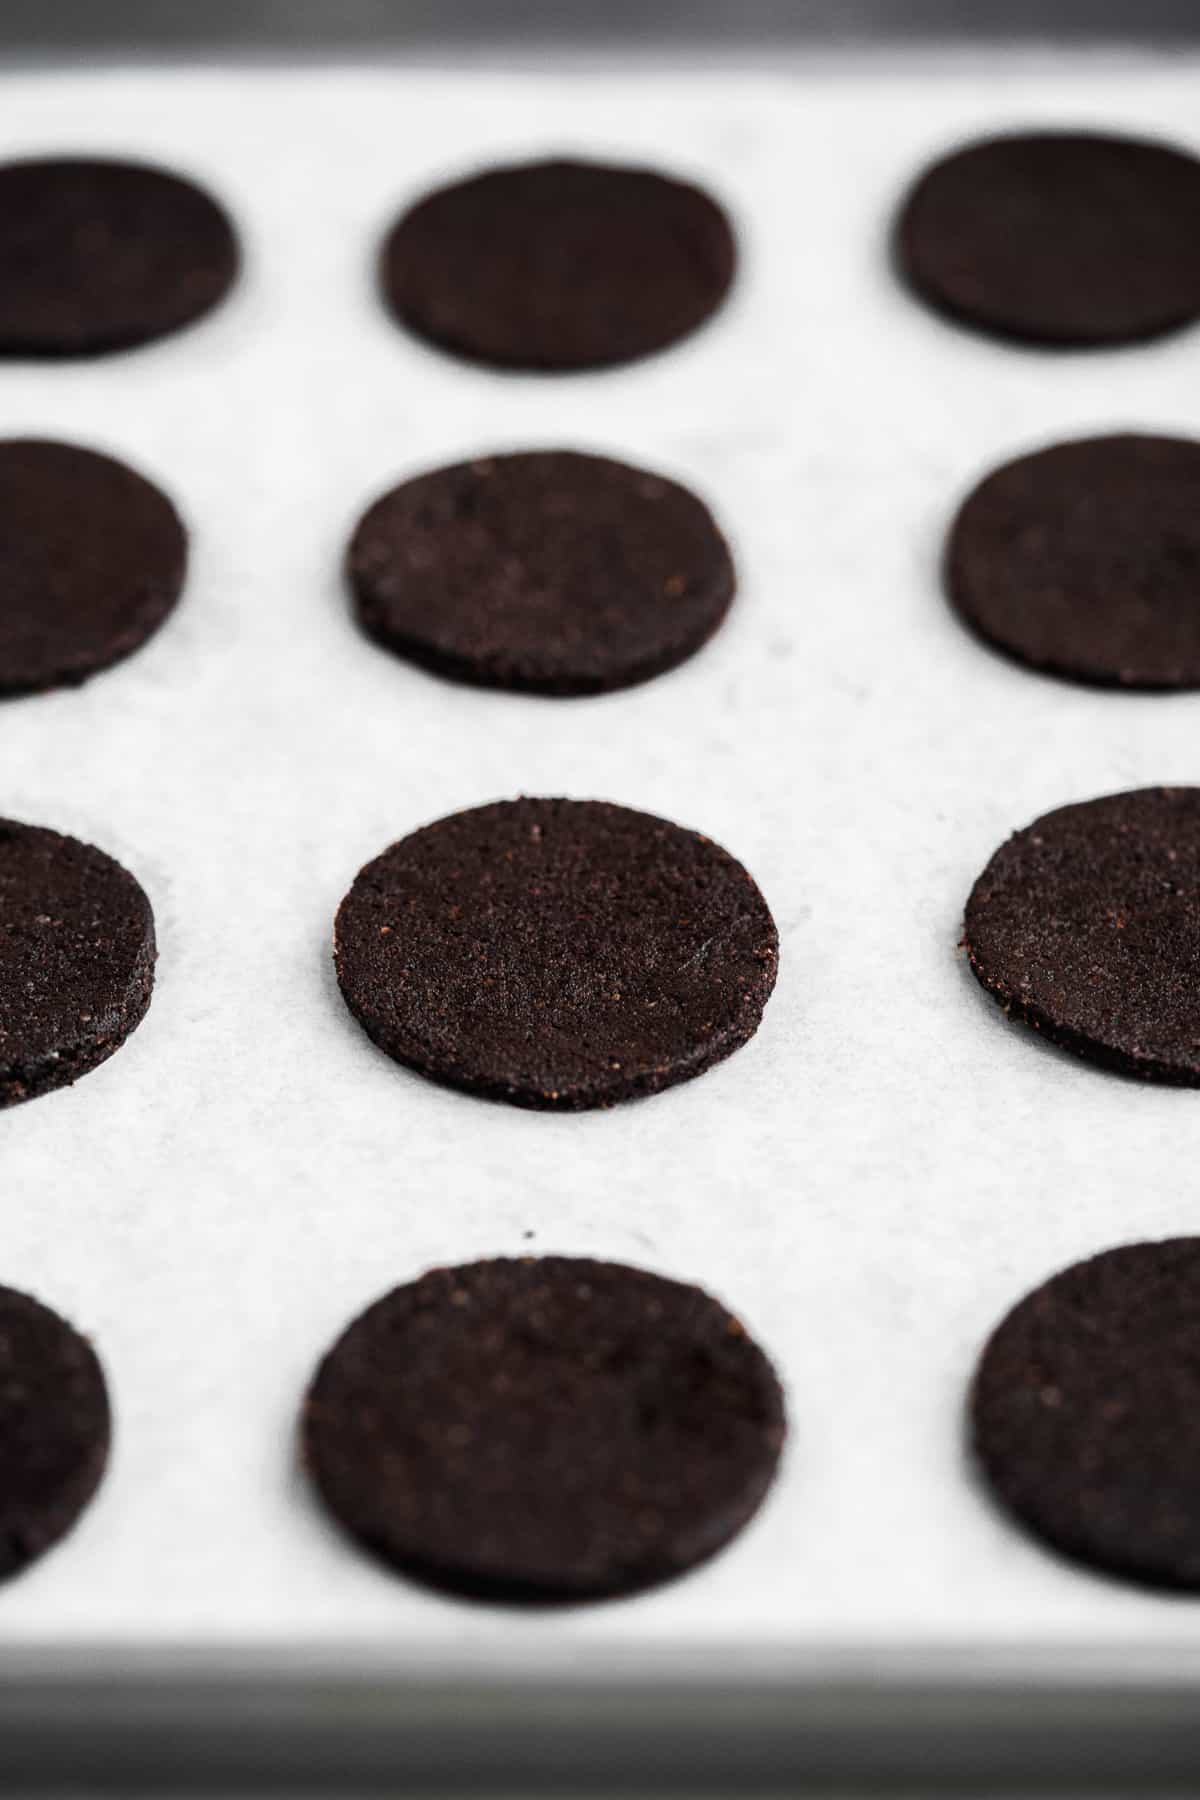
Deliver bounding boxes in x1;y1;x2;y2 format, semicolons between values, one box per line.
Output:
3;50;1200;1684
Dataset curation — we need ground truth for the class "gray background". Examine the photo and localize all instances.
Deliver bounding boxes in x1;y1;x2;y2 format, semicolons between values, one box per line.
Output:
2;0;1200;53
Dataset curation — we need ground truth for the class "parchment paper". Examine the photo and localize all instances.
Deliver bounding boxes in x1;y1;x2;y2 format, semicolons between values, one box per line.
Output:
3;50;1200;1674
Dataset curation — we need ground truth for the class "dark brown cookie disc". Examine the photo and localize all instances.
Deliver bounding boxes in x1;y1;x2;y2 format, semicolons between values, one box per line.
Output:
304;1257;786;1602
964;787;1200;1083
334;798;778;1110
0;1285;110;1578
0;1285;111;1576
0;820;156;1108
947;435;1200;688
381;158;736;371
0;157;238;357
347;451;735;696
897;131;1200;346
0;439;186;696
973;1239;1200;1589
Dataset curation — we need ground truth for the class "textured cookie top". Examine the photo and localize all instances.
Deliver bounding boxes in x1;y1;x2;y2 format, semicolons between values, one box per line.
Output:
0;157;238;356
305;1256;786;1602
0;819;156;1108
348;451;735;695
382;158;735;370
0;439;186;695
947;435;1200;688
898;132;1200;345
974;1239;1200;1589
334;797;779;1110
964;787;1200;1083
0;1284;110;1578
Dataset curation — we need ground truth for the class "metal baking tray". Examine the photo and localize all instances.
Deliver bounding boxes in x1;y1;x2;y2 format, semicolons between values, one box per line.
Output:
3;6;1200;1789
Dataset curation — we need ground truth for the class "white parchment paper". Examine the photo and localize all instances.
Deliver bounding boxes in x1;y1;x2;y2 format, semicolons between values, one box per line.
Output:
2;49;1200;1674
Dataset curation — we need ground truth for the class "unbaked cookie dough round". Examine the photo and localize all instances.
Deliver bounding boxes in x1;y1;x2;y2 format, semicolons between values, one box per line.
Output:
898;132;1200;346
304;1256;786;1601
334;797;778;1109
381;158;735;370
347;451;734;695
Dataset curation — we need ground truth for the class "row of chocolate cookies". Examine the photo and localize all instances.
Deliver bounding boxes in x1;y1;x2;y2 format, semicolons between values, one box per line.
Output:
0;439;737;700
900;129;1200;687
0;1257;786;1600
0;796;780;1114
22;1228;1200;1601
0;153;732;367
960;789;1200;1575
13;424;1200;705
18;779;1200;1122
19;775;1200;1111
15;132;1200;361
883;84;1200;1085
17;427;1200;703
12;131;1200;364
903;127;1200;1594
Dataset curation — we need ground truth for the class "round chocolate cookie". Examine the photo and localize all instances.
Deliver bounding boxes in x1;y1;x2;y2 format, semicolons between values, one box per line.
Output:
347;451;735;695
963;787;1200;1083
0;820;156;1108
973;1239;1200;1589
0;156;238;357
381;158;736;370
0;439;187;695
334;797;779;1110
0;1285;110;1578
897;131;1200;346
947;435;1200;688
304;1256;786;1602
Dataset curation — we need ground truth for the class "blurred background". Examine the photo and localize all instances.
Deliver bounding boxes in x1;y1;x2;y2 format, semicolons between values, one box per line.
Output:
2;0;1200;52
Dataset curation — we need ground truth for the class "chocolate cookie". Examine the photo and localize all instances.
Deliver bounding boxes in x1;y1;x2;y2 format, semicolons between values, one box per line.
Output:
0;1285;110;1578
947;435;1200;687
347;451;735;695
0;820;156;1108
334;798;778;1109
0;439;186;695
963;787;1200;1083
304;1257;786;1602
0;156;238;356
897;131;1200;346
973;1239;1200;1589
381;159;735;370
